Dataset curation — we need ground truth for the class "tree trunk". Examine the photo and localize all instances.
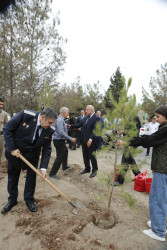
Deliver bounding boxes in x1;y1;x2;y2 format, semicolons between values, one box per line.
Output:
107;137;118;216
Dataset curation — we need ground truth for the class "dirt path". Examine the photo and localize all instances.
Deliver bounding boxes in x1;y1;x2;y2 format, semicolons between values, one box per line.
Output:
0;147;166;250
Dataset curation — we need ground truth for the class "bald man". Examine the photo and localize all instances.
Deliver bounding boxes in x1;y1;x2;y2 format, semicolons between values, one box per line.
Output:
69;105;100;178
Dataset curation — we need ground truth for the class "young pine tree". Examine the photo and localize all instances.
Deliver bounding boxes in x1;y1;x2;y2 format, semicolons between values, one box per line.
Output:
95;77;141;216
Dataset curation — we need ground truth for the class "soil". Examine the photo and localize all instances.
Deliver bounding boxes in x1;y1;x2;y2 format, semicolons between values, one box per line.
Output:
0;146;167;250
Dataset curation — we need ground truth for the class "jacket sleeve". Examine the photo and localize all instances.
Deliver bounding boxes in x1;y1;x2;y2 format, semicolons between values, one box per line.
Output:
4;112;8;125
71;118;85;129
40;126;55;169
3;110;24;151
57;119;72;141
130;126;167;148
40;136;52;169
89;116;101;140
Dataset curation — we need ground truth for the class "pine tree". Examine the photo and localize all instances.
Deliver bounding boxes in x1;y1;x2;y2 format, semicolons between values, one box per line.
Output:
0;0;66;114
142;62;167;116
95;77;141;217
104;67;124;110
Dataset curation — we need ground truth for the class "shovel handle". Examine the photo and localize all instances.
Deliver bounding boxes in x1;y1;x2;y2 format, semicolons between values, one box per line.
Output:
18;153;73;204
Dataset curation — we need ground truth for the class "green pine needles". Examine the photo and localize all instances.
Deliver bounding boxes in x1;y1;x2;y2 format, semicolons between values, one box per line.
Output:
95;77;142;216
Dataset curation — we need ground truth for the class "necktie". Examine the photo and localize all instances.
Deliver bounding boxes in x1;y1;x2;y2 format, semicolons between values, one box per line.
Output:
85;116;90;124
34;125;41;142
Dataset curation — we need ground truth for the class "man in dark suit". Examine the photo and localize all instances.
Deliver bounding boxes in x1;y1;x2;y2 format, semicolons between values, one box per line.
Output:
76;109;85;148
1;108;57;214
69;105;100;178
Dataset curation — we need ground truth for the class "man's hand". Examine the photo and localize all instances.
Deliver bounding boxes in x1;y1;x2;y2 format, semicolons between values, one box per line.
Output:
40;169;47;179
115;140;125;147
118;130;124;135
72;138;76;143
66;124;71;128
11;149;20;158
78;128;82;131
87;140;92;147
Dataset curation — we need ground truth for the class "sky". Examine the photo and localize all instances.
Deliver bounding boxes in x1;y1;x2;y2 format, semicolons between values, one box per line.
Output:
52;0;167;103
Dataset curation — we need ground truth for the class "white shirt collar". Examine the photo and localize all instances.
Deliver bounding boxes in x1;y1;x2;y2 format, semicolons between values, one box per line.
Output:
37;115;41;126
90;112;95;118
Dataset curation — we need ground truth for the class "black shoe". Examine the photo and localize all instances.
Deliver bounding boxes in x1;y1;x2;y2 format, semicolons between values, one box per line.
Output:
63;166;70;171
80;169;90;174
49;174;60;180
26;202;37;212
145;154;149;156
76;145;80;148
70;148;76;150
1;201;18;214
89;171;97;178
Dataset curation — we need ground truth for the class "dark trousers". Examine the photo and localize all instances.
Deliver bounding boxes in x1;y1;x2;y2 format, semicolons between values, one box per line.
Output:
116;154;140;184
50;139;68;176
82;143;98;172
146;147;150;155
76;131;81;147
97;136;102;149
5;150;39;204
68;130;76;149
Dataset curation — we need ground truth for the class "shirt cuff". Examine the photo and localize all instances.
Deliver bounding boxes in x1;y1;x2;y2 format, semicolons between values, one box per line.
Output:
89;139;92;141
40;168;46;171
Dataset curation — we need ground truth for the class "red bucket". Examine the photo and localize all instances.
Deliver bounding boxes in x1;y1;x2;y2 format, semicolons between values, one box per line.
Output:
145;178;152;194
115;169;119;181
134;171;147;192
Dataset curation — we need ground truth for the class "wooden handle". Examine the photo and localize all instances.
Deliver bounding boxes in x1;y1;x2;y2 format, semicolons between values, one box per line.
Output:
18;153;71;203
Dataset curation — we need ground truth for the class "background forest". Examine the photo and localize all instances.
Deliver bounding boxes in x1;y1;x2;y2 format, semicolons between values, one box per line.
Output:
0;0;167;119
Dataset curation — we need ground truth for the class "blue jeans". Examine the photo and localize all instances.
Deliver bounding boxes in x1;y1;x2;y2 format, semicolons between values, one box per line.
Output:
149;172;167;237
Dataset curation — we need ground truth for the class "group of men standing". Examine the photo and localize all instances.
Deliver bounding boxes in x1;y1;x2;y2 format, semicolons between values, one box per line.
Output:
0;102;101;214
49;105;100;179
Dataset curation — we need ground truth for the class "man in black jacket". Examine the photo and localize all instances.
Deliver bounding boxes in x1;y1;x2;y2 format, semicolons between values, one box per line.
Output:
1;108;57;214
69;105;100;178
76;109;85;148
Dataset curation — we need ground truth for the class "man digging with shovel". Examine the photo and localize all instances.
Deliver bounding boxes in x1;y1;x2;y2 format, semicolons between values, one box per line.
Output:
1;108;57;214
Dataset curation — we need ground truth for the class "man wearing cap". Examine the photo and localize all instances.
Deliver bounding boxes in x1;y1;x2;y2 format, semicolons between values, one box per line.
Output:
1;108;57;214
145;115;159;156
0;97;8;164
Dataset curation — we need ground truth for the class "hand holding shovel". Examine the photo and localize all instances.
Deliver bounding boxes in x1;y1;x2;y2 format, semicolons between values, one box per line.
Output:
18;153;78;209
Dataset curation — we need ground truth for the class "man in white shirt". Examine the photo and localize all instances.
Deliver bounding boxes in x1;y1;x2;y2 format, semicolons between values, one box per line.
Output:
145;115;159;156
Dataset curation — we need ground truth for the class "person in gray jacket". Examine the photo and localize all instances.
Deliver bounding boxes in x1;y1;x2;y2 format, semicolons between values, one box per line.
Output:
116;105;167;242
49;107;76;179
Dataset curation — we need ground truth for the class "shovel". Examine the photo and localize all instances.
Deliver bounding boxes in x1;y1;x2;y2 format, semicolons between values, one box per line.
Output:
18;153;78;210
